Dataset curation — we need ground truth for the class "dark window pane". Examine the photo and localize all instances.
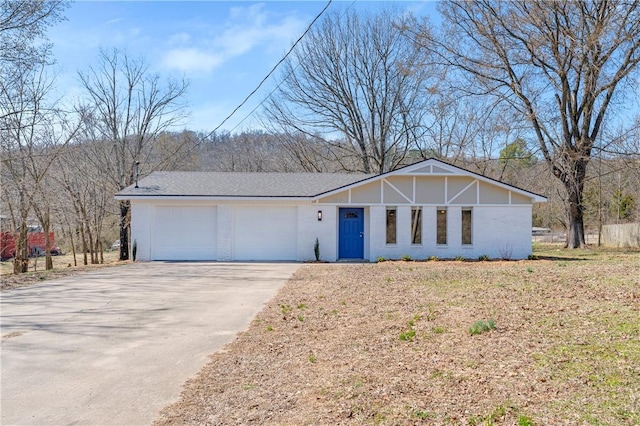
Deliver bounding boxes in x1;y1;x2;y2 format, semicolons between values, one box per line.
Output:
437;208;447;245
462;208;472;245
411;207;422;244
386;209;396;244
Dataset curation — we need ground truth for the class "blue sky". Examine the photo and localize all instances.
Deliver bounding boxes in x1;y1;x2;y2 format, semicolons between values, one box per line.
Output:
49;1;437;134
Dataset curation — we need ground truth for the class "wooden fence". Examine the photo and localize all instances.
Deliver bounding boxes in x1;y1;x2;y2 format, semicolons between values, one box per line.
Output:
601;223;640;248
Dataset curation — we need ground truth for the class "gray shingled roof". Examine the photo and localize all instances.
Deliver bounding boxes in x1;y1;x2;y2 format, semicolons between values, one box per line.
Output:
117;171;373;198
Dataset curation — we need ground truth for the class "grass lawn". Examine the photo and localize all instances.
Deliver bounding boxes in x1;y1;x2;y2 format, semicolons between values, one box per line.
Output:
156;244;639;425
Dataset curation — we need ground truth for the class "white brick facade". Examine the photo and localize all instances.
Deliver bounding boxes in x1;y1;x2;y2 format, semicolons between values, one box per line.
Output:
131;201;534;262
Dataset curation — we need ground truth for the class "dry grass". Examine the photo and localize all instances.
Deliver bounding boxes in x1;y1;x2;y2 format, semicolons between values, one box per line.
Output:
156;245;640;425
0;251;123;290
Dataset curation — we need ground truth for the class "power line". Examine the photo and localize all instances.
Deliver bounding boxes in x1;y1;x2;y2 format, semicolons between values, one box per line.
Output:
228;0;357;134
203;0;333;139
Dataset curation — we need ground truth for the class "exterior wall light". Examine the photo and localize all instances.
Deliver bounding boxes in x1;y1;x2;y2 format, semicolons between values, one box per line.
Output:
317;210;322;221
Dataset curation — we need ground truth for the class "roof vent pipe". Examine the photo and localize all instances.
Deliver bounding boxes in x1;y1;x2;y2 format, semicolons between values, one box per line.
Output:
134;161;140;188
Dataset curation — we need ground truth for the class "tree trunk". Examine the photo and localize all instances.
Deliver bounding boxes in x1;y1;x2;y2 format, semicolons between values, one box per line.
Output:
95;218;104;264
87;225;95;264
13;220;29;274
43;208;53;270
68;224;77;267
92;236;100;264
43;227;53;270
119;201;130;261
79;223;88;266
563;159;588;249
566;194;586;248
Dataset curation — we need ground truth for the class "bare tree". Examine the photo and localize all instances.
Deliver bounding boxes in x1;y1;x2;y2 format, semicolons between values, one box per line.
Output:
77;48;188;260
150;130;202;171
0;0;71;273
0;63;82;273
419;91;476;161
412;0;640;248
264;8;433;174
51;141;116;265
271;132;354;173
0;0;67;68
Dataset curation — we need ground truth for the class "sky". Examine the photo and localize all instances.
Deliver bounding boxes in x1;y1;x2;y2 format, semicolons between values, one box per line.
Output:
48;1;438;134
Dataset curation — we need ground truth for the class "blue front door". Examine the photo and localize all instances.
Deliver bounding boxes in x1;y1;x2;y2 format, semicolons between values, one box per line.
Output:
339;208;364;259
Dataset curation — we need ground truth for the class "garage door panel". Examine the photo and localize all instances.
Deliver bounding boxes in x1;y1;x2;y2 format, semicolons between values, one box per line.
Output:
233;206;297;260
152;206;217;260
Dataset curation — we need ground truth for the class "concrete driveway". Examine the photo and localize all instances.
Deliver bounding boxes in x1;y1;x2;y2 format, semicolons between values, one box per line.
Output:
1;262;299;425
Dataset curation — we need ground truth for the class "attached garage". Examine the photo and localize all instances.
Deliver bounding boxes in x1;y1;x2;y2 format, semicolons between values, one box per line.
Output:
232;206;297;260
151;205;217;261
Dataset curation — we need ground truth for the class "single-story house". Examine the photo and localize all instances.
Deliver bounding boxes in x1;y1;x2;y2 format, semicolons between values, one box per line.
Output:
115;158;546;262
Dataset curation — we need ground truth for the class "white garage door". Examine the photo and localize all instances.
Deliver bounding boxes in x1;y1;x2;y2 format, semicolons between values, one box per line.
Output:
233;206;297;260
152;206;217;260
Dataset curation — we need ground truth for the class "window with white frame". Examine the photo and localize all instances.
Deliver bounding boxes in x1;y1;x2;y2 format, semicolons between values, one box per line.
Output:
411;207;422;245
436;207;447;245
386;208;397;244
462;207;472;245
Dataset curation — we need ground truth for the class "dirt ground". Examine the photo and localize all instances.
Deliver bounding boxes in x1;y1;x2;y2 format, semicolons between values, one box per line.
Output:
2;245;638;424
154;246;639;425
0;251;123;290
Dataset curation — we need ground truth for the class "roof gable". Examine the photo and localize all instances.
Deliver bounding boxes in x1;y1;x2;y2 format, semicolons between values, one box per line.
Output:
314;158;547;203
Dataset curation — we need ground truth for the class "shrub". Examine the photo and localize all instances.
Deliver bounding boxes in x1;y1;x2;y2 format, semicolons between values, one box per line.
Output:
413;410;433;420
401;254;413;261
478;254;490;261
408;314;421;327
313;238;320;261
399;328;416;341
454;255;465;261
498;242;513;260
400;314;421;341
469;319;496;335
518;415;535;426
377;256;387;263
428;255;439;261
280;304;292;315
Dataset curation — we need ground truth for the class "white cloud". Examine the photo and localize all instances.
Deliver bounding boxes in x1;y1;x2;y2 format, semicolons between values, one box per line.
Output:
104;17;125;26
168;32;191;45
161;4;306;74
162;48;223;73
